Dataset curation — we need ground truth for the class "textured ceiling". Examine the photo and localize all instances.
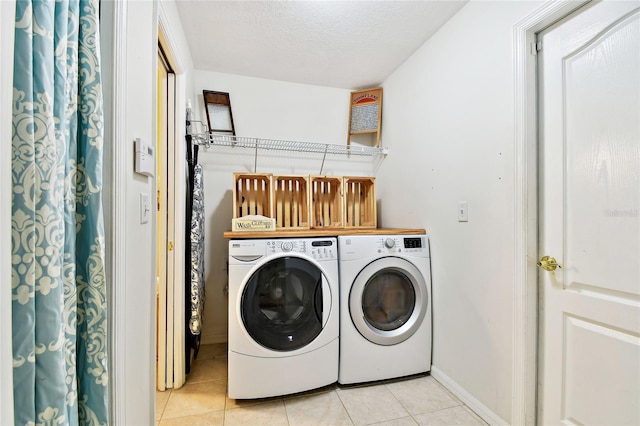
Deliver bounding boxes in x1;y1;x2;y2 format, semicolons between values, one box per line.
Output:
175;1;468;89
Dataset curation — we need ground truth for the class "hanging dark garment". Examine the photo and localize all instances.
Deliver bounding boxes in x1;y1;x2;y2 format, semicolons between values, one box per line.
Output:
184;109;203;373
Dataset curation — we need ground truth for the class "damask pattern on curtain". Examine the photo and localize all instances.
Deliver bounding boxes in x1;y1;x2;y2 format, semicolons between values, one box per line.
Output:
11;0;108;424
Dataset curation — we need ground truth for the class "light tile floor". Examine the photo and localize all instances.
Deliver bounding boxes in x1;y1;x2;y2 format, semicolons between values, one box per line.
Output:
156;343;487;426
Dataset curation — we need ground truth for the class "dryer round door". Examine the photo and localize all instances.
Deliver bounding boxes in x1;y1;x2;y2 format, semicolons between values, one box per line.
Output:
349;257;428;346
241;255;331;352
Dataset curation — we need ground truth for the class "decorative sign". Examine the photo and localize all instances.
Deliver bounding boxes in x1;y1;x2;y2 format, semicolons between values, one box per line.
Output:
347;87;382;147
232;215;276;232
203;90;235;135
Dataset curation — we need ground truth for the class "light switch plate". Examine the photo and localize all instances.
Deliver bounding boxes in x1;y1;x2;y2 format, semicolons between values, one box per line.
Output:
140;192;150;224
458;201;468;222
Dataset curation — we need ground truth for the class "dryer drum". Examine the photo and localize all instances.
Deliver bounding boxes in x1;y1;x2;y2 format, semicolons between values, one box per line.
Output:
362;270;416;331
349;260;428;346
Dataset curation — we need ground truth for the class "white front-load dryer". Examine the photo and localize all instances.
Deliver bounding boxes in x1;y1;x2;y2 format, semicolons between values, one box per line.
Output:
227;237;339;399
338;234;432;385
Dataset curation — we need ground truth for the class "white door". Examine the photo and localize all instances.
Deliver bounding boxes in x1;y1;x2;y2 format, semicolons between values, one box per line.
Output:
538;1;640;424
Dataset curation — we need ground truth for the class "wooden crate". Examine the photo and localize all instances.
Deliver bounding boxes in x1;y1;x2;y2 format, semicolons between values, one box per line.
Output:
310;176;344;228
343;176;376;228
273;175;310;230
233;173;273;218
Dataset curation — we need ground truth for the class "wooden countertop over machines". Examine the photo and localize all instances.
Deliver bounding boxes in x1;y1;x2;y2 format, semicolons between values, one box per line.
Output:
223;228;426;239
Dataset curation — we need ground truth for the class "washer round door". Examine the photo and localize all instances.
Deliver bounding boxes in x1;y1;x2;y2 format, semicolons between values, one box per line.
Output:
349;257;428;345
241;255;331;352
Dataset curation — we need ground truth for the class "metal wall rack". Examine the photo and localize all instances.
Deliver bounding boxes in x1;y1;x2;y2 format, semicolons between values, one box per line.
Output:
190;129;388;174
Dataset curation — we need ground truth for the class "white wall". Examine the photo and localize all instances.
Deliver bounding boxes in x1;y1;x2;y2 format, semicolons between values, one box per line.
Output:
119;1;157;423
192;71;373;344
0;1;16;423
193;71;353;143
102;0;197;422
100;0;160;423
378;1;543;422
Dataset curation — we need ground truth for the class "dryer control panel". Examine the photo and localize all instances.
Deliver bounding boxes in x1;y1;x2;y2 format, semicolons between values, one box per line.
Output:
339;234;429;259
376;237;404;253
374;237;426;254
403;237;424;252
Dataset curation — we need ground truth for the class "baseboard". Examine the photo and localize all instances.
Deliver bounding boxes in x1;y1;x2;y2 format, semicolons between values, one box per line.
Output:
430;366;508;426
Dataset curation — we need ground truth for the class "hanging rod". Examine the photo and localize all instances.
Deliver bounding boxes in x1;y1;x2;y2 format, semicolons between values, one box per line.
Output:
190;132;389;157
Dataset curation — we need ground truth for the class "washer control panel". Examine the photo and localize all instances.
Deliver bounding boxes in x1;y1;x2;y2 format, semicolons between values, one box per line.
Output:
266;239;336;260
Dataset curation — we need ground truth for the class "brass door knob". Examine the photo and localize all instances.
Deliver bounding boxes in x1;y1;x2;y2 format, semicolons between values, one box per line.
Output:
537;256;562;271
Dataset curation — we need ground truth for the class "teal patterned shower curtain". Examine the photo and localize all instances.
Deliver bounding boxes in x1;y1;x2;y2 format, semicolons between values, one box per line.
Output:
11;0;108;424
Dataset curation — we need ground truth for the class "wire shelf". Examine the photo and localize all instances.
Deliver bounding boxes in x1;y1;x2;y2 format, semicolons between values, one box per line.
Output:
190;133;389;157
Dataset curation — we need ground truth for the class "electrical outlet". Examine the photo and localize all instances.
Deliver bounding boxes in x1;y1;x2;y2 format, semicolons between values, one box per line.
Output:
458;201;468;222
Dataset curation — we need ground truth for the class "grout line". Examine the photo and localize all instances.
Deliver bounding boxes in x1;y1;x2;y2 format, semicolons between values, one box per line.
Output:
281;398;291;426
381;382;416;425
223;383;228;425
334;387;356;426
157;388;171;422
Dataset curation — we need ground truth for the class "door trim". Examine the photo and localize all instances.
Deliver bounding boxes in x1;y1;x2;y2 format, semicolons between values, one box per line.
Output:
106;0;189;420
158;2;187;388
0;1;16;423
512;1;589;425
105;0;128;422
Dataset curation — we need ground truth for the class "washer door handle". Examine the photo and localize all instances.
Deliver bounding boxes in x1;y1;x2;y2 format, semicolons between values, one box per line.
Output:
313;277;323;324
321;277;332;327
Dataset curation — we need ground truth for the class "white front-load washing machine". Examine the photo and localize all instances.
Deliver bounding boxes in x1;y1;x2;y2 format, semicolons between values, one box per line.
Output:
227;237;339;399
338;234;432;385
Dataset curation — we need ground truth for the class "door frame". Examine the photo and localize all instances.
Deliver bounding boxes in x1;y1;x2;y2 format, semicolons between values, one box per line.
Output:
107;2;189;422
0;1;16;424
157;2;188;390
155;45;177;391
512;1;589;425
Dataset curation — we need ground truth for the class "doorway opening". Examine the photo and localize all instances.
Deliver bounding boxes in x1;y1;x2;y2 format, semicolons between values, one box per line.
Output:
536;2;640;423
512;2;589;424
